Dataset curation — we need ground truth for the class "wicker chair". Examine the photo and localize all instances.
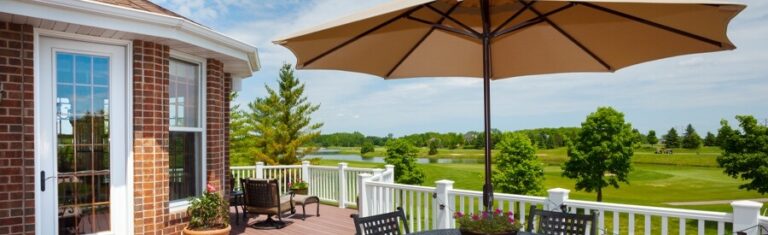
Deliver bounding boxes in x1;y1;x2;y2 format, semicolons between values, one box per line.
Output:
241;178;295;229
526;205;598;235
350;207;410;235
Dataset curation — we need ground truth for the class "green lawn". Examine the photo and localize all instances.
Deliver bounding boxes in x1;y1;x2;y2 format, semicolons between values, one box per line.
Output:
315;146;765;213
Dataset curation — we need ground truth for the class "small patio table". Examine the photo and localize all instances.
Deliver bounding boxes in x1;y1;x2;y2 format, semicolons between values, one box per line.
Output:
409;229;538;235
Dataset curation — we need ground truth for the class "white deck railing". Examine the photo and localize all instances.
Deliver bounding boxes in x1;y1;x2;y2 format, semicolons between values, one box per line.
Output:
357;178;765;235
230;161;385;208
230;163;766;235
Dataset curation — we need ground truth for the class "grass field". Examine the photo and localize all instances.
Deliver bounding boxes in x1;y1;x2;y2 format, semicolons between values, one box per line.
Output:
316;146;765;213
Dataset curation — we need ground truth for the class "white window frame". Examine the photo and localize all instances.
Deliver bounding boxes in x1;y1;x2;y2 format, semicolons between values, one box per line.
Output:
168;50;207;211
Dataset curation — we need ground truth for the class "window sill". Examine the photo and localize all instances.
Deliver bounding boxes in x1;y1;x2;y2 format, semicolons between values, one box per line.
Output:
169;200;191;213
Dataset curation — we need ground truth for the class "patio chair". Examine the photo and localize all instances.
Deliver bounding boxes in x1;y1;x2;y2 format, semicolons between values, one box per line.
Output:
350;207;410;235
526;205;598;235
241;178;295;229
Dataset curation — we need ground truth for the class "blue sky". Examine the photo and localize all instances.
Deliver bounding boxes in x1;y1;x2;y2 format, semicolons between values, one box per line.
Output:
154;0;768;137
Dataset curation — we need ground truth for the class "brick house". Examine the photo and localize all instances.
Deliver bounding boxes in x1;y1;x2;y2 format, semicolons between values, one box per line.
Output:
0;1;259;234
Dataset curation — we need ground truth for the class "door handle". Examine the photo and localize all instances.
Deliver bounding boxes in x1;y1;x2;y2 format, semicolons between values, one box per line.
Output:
41;171;45;191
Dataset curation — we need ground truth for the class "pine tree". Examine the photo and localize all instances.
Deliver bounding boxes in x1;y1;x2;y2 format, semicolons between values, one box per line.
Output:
247;64;322;165
681;124;702;149
703;132;717;146
663;128;681;148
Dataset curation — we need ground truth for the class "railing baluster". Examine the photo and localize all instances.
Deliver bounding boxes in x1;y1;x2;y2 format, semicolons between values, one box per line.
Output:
613;211;619;235
629;213;635;235
717;221;724;235
519;202;526;225
679;217;686;235
599;209;605;235
697;219;704;235
662;216;668;235
645;214;651;235
409;190;414;231
416;191;422;232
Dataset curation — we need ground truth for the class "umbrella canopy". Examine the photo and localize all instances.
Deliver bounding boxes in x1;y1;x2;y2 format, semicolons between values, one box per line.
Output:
274;0;744;212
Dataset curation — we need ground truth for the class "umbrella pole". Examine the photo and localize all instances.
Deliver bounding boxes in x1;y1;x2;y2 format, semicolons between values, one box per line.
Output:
480;0;494;213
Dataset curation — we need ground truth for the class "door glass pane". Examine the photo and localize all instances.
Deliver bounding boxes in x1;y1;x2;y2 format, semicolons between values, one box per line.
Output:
56;52;110;235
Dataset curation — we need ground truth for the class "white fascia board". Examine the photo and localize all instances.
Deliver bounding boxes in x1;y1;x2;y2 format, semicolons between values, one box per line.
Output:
2;0;260;76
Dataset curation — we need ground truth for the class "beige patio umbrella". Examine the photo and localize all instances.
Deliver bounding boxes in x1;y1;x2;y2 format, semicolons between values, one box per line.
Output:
274;0;745;212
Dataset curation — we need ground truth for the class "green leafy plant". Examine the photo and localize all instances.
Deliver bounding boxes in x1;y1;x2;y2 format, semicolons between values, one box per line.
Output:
187;184;229;230
288;179;308;190
385;139;425;185
455;209;522;234
492;133;545;195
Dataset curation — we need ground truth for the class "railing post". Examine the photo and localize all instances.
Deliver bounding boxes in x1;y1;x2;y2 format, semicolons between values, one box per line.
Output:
435;180;454;229
358;173;373;216
546;188;570;212
255;162;264;179
338;162;348;208
301;160;310;182
732;200;763;235
385;164;395;183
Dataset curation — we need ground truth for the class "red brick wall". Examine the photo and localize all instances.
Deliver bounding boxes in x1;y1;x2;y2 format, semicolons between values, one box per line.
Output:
0;21;34;235
132;42;233;235
206;59;227;193
223;73;232;193
132;40;171;234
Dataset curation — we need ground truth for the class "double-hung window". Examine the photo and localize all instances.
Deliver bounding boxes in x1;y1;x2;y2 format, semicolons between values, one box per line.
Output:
168;55;205;204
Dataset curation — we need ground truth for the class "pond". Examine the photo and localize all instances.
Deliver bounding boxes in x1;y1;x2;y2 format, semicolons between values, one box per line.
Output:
304;154;484;164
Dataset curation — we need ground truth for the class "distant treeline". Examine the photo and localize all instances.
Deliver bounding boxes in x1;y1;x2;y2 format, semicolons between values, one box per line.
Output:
309;127;580;150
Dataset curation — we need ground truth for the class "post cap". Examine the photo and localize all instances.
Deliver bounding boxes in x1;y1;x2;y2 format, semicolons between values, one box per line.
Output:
731;200;764;209
339;162;348;166
256;162;264;165
302;160;310;165
547;188;571;193
435;179;455;185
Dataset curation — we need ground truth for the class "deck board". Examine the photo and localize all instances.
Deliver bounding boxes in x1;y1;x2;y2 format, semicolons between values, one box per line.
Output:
230;204;357;235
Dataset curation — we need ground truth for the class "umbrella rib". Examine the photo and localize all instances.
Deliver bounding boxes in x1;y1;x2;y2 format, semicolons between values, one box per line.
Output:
490;0;535;35
492;3;575;38
406;16;479;39
302;5;425;68
425;5;481;37
386;2;463;78
529;5;612;71
580;2;724;48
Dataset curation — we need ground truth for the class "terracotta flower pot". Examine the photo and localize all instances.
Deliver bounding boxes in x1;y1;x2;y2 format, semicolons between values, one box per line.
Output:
182;225;231;235
459;229;517;235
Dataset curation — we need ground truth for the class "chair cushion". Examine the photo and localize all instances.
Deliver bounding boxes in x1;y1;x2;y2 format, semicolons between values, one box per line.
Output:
292;195;320;205
247;195;293;215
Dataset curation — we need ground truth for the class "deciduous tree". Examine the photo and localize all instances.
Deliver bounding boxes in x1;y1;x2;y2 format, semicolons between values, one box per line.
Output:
492;133;545;195
385;139;425;185
717;116;768;194
647;130;659;145
563;107;634;202
703;132;717;146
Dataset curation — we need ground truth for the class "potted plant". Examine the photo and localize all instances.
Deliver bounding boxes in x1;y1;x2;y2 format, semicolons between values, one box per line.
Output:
288;179;309;195
455;209;522;235
183;184;230;235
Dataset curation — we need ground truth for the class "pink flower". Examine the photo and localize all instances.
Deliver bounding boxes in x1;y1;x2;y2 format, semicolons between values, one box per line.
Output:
508;217;516;223
482;211;489;219
471;214;480;221
495;208;503;215
453;212;464;219
507;211;514;217
206;183;216;193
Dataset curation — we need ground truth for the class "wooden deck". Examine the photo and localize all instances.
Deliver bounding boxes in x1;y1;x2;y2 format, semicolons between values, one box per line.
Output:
229;204;357;235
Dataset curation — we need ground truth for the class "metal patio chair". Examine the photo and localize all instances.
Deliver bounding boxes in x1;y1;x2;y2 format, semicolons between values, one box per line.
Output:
527;205;598;235
351;207;410;235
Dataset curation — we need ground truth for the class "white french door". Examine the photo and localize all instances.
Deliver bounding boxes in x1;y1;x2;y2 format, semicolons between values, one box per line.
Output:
36;36;129;235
